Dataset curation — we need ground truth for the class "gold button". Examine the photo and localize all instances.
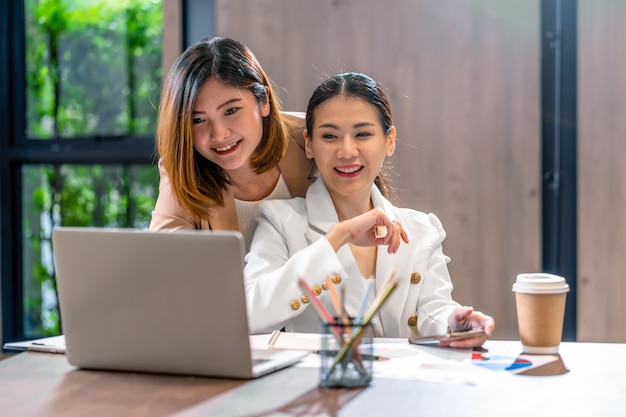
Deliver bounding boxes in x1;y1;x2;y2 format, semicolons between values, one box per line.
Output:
290;300;301;310
411;272;422;284
321;281;329;291
312;285;322;296
407;315;418;327
331;274;342;284
301;294;310;304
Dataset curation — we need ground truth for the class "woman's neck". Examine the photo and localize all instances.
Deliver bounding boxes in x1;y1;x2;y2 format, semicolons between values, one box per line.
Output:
229;166;280;201
331;190;373;221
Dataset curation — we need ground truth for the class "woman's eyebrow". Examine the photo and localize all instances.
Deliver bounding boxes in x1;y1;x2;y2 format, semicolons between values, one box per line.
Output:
353;122;376;128
193;97;243;114
317;122;376;129
216;97;243;110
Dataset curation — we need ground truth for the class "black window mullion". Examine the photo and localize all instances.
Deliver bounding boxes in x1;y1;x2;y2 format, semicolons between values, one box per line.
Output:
1;0;27;343
541;0;578;341
7;138;156;165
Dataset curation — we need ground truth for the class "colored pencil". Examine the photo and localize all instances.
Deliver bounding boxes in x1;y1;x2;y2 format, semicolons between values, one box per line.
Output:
325;276;343;317
328;277;400;373
297;278;345;343
355;277;374;325
297;278;335;324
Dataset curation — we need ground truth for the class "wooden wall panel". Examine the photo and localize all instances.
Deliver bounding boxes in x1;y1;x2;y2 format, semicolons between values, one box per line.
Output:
578;1;626;342
162;0;183;77
214;0;541;340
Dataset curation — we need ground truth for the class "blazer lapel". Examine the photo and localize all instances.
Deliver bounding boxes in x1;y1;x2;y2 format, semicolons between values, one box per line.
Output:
370;186;412;336
304;178;340;243
371;185;402;288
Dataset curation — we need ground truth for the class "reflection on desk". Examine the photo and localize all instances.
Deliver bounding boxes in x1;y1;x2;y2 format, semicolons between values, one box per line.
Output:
0;340;624;417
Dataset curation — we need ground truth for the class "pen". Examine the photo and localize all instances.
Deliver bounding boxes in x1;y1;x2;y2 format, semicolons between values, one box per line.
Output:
266;330;281;348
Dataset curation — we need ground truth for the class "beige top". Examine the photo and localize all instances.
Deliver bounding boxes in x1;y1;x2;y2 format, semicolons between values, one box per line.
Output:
149;111;317;233
235;174;290;252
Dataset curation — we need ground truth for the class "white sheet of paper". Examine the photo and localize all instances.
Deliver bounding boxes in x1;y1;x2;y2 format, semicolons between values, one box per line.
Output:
3;335;67;354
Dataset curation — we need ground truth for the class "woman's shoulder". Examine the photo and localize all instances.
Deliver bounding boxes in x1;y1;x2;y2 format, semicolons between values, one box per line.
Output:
396;207;447;238
374;190;444;235
278;111;317;197
281;111;305;128
281;111;305;144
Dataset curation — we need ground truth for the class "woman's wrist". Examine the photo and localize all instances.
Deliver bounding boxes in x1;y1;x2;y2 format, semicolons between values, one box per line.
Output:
325;222;350;252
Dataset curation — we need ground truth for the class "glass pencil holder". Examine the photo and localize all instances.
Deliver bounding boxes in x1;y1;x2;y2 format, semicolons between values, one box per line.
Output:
319;318;374;388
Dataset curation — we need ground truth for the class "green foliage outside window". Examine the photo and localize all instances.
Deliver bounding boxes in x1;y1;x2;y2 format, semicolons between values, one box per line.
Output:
23;0;163;337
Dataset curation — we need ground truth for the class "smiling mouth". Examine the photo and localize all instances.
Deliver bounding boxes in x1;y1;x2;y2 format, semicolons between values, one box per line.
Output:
335;166;363;175
213;140;240;154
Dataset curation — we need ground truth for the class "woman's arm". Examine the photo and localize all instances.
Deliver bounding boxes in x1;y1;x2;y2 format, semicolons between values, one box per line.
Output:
244;200;345;334
149;159;198;230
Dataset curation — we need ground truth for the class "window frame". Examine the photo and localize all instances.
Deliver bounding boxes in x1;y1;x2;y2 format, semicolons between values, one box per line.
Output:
0;0;185;343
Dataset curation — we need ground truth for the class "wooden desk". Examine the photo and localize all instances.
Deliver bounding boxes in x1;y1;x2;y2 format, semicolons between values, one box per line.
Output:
0;340;624;417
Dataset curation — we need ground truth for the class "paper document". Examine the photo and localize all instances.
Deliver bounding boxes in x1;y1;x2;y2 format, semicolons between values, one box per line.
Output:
3;335;66;354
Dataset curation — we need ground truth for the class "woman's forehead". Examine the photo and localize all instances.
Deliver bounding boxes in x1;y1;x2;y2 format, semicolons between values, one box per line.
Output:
313;96;381;126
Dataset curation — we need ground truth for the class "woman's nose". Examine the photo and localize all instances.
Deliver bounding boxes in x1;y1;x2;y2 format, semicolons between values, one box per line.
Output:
337;137;358;158
211;122;230;141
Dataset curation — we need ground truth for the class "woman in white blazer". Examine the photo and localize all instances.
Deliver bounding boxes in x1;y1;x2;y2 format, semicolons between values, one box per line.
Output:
244;73;494;347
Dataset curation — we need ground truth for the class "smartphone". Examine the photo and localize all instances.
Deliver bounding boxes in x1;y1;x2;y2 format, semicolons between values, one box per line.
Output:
408;328;486;345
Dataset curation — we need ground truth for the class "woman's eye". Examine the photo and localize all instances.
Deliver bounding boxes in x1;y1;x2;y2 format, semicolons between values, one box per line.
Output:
356;131;373;138
192;117;204;125
225;107;239;116
321;133;337;140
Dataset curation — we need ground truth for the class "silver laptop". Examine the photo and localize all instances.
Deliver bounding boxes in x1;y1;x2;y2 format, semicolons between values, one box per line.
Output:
51;227;306;379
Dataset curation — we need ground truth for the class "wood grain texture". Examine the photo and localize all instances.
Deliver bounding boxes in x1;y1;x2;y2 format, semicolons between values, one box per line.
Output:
577;0;626;342
3;342;626;416
0;352;244;417
215;0;541;339
162;0;183;77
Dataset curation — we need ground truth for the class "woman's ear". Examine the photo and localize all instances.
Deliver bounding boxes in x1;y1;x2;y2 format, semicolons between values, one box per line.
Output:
304;130;314;159
260;86;271;117
386;126;397;156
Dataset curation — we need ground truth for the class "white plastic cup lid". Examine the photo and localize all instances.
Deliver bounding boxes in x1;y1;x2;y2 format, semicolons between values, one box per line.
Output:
512;273;570;294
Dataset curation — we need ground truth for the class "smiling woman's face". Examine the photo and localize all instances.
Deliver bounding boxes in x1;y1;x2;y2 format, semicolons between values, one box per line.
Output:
305;95;395;203
191;78;270;174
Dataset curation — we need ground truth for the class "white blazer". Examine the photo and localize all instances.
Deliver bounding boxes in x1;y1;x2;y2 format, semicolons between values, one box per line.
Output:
244;178;460;338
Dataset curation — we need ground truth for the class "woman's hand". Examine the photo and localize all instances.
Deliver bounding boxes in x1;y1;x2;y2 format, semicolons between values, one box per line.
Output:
441;306;495;348
326;208;409;253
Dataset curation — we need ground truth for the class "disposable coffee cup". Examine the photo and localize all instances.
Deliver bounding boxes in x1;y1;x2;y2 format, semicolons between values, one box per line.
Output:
512;273;569;354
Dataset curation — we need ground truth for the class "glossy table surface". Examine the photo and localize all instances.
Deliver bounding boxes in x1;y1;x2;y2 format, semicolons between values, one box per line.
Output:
0;340;624;417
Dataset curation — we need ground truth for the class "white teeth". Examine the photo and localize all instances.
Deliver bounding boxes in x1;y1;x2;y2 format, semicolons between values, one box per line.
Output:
215;142;237;152
336;166;361;173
